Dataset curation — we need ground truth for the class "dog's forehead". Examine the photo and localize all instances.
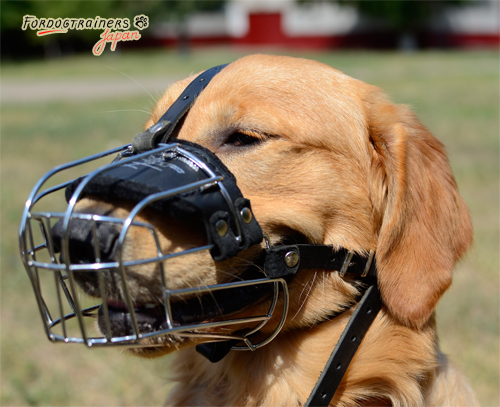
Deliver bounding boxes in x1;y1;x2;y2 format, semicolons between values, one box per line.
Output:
203;55;366;108
150;55;371;150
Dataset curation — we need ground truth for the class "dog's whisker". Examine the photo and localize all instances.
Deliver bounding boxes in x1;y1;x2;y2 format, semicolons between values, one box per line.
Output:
122;98;153;110
298;272;316;304
104;109;151;115
190;274;225;319
291;271;317;321
106;65;158;104
215;269;244;282
207;289;224;319
231;256;267;275
143;287;164;307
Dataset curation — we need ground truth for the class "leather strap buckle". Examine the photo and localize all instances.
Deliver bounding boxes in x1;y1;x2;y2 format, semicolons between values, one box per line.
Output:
339;250;354;277
361;250;375;278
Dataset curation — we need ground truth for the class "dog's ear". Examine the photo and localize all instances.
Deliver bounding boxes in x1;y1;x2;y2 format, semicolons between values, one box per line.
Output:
367;93;473;328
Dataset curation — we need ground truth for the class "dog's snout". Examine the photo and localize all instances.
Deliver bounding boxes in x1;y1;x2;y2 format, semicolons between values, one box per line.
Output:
51;218;119;264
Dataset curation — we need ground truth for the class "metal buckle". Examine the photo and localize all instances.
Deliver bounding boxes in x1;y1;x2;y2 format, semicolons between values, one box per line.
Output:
361;250;375;277
339;250;354;277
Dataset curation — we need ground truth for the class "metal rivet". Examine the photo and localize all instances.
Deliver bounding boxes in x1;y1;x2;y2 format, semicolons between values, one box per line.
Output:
182;95;190;100
216;220;228;237
284;251;299;268
240;207;252;223
162;151;176;160
148;122;164;133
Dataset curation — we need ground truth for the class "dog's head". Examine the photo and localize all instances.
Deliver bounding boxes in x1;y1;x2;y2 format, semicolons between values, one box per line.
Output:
24;55;473;358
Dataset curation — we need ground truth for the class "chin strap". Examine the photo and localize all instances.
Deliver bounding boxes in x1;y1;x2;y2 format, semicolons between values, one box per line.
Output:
196;244;382;404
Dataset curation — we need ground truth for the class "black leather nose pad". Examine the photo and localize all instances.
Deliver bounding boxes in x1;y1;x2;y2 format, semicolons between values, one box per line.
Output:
51;219;119;264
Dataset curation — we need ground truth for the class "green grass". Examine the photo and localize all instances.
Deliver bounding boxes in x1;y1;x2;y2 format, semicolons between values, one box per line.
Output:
2;48;498;406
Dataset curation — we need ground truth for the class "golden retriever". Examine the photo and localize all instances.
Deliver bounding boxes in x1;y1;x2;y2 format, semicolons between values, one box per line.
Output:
71;55;478;406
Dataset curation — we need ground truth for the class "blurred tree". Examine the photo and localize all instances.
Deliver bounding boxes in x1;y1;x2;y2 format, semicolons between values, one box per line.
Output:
340;0;470;49
1;0;225;59
141;1;226;53
299;0;470;50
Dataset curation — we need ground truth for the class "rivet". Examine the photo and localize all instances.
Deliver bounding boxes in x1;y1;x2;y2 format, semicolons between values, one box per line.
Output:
216;220;228;237
162;151;176;160
240;207;252;223
284;251;299;268
148;122;164;134
182;95;190;100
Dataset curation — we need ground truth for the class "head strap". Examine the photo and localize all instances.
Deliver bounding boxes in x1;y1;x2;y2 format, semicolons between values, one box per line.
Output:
132;64;228;153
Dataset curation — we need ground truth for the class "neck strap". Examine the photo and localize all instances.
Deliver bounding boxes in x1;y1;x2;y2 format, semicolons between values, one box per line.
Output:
264;244;382;406
304;283;382;406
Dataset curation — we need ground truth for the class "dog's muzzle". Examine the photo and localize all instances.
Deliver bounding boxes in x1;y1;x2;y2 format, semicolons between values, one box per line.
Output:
19;63;290;352
19;135;294;351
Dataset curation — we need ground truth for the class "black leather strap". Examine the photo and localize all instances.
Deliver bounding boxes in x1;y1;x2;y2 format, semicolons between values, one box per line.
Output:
196;244;378;364
263;244;376;279
304;284;382;407
132;64;228;153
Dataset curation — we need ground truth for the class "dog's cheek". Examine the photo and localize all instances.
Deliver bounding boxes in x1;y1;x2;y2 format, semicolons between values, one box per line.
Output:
283;271;361;330
226;145;375;249
119;209;219;282
120;225;219;298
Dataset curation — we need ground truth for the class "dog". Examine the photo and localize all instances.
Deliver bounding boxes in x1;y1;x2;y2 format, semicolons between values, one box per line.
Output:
65;55;478;406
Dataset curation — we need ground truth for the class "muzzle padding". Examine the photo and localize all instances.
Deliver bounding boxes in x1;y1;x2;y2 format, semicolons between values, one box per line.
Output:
65;140;262;261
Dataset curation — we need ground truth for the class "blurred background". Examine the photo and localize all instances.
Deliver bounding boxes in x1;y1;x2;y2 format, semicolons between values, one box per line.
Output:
1;0;498;406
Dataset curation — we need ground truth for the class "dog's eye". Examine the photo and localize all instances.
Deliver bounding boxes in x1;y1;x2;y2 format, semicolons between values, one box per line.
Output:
225;132;262;147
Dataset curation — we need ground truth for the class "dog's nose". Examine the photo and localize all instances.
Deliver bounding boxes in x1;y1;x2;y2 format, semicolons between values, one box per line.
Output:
51;218;119;264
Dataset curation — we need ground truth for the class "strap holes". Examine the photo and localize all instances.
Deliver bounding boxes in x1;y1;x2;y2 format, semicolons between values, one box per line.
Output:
336;363;342;370
351;336;357;342
182;95;190;100
367;308;372;315
199;78;206;82
320;392;327;399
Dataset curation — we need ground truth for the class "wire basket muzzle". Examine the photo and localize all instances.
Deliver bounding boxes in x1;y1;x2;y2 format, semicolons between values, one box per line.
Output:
19;142;288;350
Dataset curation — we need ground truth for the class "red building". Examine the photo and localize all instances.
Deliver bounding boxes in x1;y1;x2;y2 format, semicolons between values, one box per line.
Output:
152;0;499;49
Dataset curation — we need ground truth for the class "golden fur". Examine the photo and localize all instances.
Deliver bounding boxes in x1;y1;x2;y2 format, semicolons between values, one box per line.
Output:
75;55;477;406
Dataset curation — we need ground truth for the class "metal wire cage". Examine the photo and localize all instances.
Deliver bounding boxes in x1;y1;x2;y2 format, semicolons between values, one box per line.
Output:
19;143;289;350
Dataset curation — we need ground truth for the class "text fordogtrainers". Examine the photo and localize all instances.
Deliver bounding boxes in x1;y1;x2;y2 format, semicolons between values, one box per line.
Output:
21;14;149;56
